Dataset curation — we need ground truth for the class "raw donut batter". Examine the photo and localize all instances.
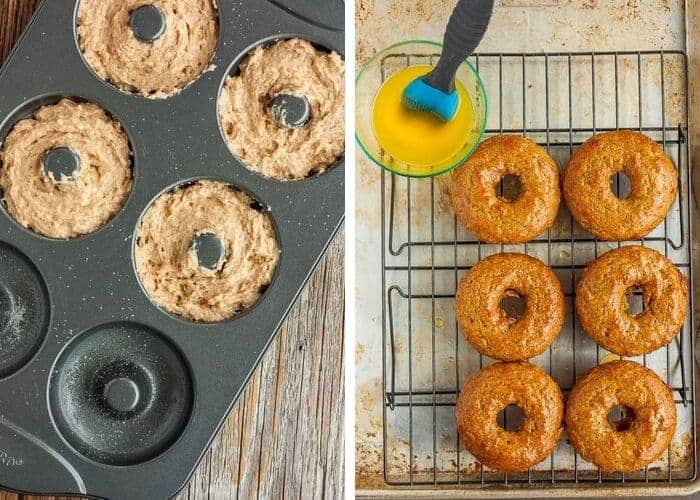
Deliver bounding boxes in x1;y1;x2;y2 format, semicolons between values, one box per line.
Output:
134;180;279;322
0;99;132;239
77;0;218;98
218;38;345;180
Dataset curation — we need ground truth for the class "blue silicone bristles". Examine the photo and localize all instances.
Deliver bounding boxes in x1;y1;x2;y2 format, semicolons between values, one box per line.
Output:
402;77;460;122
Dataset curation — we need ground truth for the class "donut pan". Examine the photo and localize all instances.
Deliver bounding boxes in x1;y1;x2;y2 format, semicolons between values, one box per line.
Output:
0;1;343;499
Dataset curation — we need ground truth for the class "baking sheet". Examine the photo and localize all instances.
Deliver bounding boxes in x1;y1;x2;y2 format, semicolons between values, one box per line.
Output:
355;0;699;494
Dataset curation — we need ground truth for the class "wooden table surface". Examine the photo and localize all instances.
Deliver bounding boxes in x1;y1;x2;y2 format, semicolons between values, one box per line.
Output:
0;1;345;498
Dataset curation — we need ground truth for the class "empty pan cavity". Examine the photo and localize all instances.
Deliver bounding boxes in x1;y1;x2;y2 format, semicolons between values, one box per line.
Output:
48;322;193;466
0;243;50;378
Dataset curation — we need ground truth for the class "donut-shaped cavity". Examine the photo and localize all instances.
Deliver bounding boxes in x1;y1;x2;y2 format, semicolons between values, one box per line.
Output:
76;0;219;98
218;38;345;180
576;245;687;356
0;243;49;378
563;130;677;241
0;98;133;239
48;322;193;466
455;253;565;361
566;360;676;472
134;180;280;323
451;135;560;244
455;362;564;472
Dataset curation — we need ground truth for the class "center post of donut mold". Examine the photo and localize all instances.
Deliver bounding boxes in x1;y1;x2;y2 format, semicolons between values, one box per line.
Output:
190;232;226;271
42;147;80;181
270;94;311;129
129;5;166;43
103;376;141;414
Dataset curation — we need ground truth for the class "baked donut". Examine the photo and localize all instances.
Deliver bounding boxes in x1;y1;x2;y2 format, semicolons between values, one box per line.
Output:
455;253;564;361
451;135;560;244
455;362;564;472
563;130;677;240
566;360;676;472
576;245;687;356
134;180;279;322
218;38;345;180
77;0;218;98
0;99;132;239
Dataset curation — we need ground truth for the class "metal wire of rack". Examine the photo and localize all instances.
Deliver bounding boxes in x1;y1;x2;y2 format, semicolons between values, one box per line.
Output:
380;51;696;488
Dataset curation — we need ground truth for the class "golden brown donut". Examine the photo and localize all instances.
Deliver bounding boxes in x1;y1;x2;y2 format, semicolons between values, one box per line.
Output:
576;245;687;356
455;253;565;361
566;360;676;472
563;130;677;241
455;362;564;472
451;135;560;244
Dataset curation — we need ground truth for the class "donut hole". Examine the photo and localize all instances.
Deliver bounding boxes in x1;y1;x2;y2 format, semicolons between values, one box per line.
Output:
499;290;526;324
625;285;647;317
607;404;636;432
610;171;632;199
496;174;523;202
497;404;525;432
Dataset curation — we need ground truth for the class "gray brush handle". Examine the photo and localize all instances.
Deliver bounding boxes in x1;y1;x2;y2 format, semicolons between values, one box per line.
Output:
425;0;494;93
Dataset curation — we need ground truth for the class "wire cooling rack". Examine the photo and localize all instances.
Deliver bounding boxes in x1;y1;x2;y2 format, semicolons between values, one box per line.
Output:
380;51;695;487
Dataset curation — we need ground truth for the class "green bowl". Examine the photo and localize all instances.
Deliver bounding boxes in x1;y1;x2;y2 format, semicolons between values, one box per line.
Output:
355;40;488;178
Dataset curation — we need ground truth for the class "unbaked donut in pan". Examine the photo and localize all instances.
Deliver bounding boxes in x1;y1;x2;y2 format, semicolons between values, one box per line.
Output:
218;38;345;180
77;0;218;98
0;98;132;239
134;180;279;322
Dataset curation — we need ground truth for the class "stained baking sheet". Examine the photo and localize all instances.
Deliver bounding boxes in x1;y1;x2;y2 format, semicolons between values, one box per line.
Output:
355;0;699;495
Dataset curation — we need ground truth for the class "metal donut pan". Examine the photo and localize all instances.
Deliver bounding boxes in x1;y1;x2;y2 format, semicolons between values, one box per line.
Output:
0;1;344;498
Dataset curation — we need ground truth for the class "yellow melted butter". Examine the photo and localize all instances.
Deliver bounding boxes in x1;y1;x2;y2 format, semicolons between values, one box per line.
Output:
371;65;476;169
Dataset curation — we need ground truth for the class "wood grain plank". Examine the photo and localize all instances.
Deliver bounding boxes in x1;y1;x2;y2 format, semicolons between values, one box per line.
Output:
232;367;264;497
0;2;345;498
318;241;345;499
0;0;40;62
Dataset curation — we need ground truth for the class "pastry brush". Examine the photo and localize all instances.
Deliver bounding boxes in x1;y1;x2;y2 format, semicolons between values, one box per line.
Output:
402;0;494;122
